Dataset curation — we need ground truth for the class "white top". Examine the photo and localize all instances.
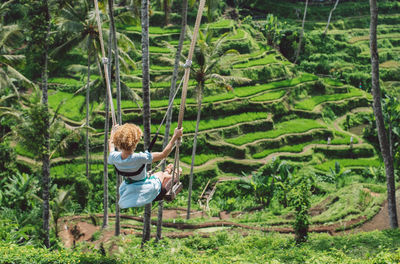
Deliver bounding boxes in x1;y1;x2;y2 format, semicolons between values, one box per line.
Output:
108;150;153;181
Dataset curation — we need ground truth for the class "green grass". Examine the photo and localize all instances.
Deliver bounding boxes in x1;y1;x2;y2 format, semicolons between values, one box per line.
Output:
181;153;221;166
48;90;89;121
331;131;359;145
323;78;344;87
150;65;173;71
294;87;366;111
233;73;317;98
249;89;286;102
52;162;106;176
205;19;233;29
126;80;198;89
160;112;269;134
48;77;82;86
349;33;400;44
232;54;277;69
14;143;35;159
227;119;325;146
149;46;171;54
315;158;382;171
227;29;246;40
252;142;318;159
123;25;180;34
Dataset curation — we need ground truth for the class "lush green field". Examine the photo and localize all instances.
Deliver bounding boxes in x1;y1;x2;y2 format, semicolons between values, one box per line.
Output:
232;54;277;68
3;230;400;264
294;88;366;111
227;119;325;146
162;112;269;134
315;158;382;171
233;73;317;97
250;89;286;102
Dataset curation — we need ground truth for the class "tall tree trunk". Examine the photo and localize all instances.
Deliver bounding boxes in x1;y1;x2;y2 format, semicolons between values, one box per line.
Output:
294;0;308;64
187;84;203;219
141;0;152;246
41;0;51;248
108;0;122;237
102;85;110;229
102;28;113;229
86;37;91;180
156;0;188;242
163;0;170;26
324;0;339;35
369;0;398;228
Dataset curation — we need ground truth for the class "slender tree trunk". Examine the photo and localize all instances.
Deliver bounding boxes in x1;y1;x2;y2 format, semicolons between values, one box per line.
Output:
108;0;122;237
324;0;339;35
164;0;170;26
156;0;188;241
187;84;203;219
294;0;308;64
370;0;398;228
102;28;113;229
86;37;91;180
141;0;152;246
41;0;51;248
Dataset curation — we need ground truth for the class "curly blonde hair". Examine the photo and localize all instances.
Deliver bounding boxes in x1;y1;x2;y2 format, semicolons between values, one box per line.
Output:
112;123;142;152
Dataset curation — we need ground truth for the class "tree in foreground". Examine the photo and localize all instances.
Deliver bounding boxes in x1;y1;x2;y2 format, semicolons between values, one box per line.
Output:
369;0;398;228
186;29;250;219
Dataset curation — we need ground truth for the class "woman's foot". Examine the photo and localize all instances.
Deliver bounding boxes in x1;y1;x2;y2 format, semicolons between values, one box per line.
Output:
165;163;182;177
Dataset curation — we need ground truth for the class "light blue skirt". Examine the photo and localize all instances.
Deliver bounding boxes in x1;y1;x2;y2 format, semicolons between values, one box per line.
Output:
119;176;161;208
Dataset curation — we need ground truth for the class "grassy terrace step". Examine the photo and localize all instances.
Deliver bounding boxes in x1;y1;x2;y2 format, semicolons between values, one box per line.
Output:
121;25;181;35
323;78;344;87
294;87;366;111
249;89;286;102
252;141;320;159
234;73;317;97
48;89;99;121
121;74;317;109
149;46;171;54
201;19;234;30
314;158;382;171
157;112;269;135
349;33;400;44
226;119;325;146
232;54;278;69
181;153;222;166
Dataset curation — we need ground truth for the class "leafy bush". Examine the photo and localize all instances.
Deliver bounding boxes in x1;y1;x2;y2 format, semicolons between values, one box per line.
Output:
0;242;117;264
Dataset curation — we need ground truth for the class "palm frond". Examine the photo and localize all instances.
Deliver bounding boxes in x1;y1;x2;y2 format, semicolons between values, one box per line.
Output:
1;54;24;65
6;65;35;89
50;34;86;58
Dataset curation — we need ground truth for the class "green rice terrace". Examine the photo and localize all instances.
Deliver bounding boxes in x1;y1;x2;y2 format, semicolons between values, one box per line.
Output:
1;0;400;263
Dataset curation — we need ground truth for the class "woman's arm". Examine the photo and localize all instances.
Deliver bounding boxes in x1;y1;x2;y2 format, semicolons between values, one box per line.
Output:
152;127;183;162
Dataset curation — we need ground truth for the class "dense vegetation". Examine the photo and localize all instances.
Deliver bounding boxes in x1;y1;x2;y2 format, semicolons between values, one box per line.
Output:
1;0;400;263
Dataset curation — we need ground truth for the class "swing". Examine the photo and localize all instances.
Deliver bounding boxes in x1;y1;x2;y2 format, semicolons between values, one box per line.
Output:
93;0;206;202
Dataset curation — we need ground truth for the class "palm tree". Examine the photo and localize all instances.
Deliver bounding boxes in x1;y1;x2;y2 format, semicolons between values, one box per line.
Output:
294;0;308;64
41;0;51;249
53;0;99;181
156;0;189;241
0;15;34;95
369;0;398;228
141;0;152;246
186;29;250;219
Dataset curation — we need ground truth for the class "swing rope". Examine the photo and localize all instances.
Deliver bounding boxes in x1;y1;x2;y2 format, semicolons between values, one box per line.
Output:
93;0;206;200
168;0;206;198
93;0;117;127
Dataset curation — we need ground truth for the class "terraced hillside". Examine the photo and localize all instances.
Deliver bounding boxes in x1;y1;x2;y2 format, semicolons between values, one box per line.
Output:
16;2;396;214
18;18;380;183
